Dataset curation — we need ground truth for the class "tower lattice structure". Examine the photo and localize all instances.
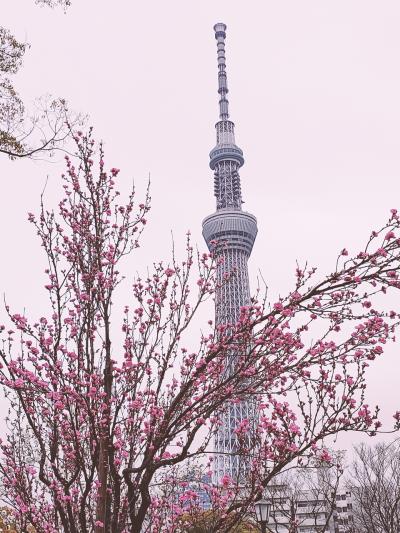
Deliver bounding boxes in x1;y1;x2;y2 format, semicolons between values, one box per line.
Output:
202;23;258;483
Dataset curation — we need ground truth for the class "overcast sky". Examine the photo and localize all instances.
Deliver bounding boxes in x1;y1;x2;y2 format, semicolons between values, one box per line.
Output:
2;0;400;451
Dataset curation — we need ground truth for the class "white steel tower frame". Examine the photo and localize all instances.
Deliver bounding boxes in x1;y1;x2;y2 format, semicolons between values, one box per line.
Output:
202;23;258;483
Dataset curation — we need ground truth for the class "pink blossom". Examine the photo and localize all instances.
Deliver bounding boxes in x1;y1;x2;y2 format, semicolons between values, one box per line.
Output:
161;451;171;459
319;449;332;463
221;474;232;488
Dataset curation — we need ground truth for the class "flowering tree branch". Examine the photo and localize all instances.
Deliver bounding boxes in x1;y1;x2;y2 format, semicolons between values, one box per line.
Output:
0;131;399;532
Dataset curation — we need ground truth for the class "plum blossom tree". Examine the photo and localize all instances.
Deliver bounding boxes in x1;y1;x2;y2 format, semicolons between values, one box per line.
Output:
1;130;400;532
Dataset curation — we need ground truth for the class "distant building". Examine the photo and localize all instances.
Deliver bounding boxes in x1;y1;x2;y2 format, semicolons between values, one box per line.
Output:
331;490;354;533
266;485;354;533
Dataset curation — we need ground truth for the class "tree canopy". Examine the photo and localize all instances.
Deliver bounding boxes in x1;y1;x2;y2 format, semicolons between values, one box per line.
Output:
0;130;400;531
0;0;79;160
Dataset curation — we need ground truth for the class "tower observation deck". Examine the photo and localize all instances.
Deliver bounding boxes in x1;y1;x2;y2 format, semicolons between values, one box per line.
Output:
202;23;258;483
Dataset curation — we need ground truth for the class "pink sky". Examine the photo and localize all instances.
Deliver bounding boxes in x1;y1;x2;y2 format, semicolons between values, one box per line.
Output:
1;0;400;452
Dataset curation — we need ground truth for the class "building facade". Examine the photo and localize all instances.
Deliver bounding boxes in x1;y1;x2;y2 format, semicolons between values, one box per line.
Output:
267;486;355;533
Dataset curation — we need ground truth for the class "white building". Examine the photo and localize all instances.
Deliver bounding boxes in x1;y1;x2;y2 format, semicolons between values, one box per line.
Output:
266;485;354;533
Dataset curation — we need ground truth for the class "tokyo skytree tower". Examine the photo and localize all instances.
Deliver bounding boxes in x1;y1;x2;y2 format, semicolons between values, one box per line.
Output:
202;23;258;482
